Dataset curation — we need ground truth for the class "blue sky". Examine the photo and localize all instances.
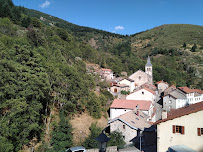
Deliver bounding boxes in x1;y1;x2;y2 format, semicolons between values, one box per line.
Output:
13;0;203;35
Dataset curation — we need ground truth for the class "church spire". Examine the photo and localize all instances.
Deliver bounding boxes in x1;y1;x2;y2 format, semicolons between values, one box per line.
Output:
146;56;152;67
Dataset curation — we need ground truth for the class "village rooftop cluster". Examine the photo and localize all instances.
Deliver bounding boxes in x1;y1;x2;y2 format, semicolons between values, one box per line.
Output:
87;56;203;152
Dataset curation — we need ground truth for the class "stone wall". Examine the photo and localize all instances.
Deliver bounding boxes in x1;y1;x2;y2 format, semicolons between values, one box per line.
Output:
86;146;117;152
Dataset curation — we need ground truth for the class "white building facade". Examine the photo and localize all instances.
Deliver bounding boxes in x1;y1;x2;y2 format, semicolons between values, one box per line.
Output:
156;102;203;152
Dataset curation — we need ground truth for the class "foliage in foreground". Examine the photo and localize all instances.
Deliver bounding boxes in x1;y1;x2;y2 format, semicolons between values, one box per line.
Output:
82;123;102;149
108;131;126;149
50;111;73;152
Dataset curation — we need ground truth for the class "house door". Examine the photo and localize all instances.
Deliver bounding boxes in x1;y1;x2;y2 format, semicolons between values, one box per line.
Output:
114;88;117;93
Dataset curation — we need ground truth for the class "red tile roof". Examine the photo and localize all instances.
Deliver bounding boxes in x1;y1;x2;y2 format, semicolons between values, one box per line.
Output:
155;80;169;85
101;68;112;72
142;82;156;89
155;101;203;124
143;87;156;94
128;87;156;95
110;99;152;110
178;86;203;94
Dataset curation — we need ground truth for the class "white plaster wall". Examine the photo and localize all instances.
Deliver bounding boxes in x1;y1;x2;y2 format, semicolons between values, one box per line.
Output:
126;89;155;102
193;94;203;104
188;94;203;105
157;110;203;152
145;66;152;77
110;120;138;144
118;79;134;92
118;79;131;86
110;108;131;119
176;99;187;109
130;82;135;92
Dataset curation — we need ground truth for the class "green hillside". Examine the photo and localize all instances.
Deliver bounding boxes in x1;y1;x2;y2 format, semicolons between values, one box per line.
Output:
131;24;203;88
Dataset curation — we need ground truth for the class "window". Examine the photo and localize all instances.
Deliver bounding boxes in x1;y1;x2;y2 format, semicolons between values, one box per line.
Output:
197;128;203;136
173;125;185;134
123;125;125;129
169;100;172;104
142;91;144;95
139;76;141;80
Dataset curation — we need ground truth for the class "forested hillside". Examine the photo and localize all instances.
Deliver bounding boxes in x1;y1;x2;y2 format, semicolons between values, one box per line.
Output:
0;0;202;151
24;8;203;88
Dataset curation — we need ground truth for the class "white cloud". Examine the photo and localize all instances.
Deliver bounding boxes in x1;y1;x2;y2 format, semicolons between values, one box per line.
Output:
40;0;51;8
114;26;125;30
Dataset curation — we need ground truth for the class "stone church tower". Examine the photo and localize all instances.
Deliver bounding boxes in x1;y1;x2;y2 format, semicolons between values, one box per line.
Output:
145;56;153;77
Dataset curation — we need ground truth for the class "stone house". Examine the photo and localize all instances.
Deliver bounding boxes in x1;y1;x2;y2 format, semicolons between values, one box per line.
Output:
155;80;169;93
164;85;176;96
110;84;130;94
117;77;136;92
100;68;114;80
108;109;152;144
155;101;203;152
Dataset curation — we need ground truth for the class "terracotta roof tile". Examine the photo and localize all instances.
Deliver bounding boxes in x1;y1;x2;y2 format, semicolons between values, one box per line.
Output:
101;68;112;72
110;99;152;110
164;85;176;93
178;86;203;94
128;87;156;95
155;80;169;85
155;101;203;124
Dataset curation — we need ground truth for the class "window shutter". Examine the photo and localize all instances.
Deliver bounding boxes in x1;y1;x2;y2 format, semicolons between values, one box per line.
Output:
181;126;185;134
173;125;175;133
198;128;201;136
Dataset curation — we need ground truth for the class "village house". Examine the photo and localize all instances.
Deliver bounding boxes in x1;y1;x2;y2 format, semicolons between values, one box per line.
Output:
163;89;187;112
155;101;203;152
126;87;157;104
117;77;136;92
110;99;154;120
178;86;203;105
110;84;130;95
108;109;152;144
155;80;169;94
164;85;176;96
110;77;136;94
163;86;203;112
100;68;114;80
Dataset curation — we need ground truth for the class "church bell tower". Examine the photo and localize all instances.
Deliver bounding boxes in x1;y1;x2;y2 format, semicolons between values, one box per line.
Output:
145;56;152;77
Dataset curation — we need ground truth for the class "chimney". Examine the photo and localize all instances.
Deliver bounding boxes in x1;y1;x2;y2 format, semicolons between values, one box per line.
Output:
137;110;139;116
162;110;167;119
136;104;139;116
